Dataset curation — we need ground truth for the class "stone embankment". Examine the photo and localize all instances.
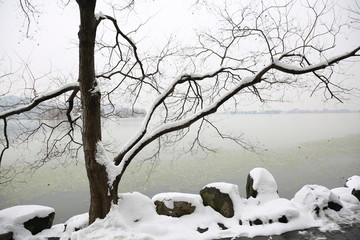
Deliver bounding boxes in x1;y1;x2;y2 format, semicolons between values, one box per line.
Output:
1;168;359;239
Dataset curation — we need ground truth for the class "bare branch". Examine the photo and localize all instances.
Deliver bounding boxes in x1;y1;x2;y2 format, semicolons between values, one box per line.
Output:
0;83;79;119
114;67;227;165
66;88;80;129
18;0;40;37
97;14;146;78
0;118;9;167
114;44;359;177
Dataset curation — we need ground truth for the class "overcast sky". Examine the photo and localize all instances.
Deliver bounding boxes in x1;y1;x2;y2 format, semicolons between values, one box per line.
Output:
0;0;359;111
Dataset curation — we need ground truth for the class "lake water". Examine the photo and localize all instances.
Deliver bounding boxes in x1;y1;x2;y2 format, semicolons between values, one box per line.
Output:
0;113;360;224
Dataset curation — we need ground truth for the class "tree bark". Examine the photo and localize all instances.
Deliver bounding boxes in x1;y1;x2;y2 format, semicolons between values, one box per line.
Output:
76;0;118;224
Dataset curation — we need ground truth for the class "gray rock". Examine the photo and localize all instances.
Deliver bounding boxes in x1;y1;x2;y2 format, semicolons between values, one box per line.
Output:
246;168;279;201
217;223;228;230
246;174;257;198
0;232;13;240
23;212;55;235
345;175;360;201
200;187;234;218
351;189;360;201
154;201;195;217
197;227;208;233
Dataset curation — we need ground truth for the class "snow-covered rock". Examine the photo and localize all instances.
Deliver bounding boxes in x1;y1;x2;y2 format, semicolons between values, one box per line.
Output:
3;169;360;240
292;185;343;217
200;182;243;218
332;187;360;210
346;175;360;190
0;205;55;239
346;175;360;201
153;192;202;217
246;167;279;202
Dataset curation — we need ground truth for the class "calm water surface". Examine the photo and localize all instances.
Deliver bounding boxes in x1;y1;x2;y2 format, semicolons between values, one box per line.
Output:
1;113;359;223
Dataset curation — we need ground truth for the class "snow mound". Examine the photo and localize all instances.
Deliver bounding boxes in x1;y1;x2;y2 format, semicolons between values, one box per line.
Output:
117;192;158;224
332;187;360;210
248;167;279;202
242;198;300;225
346;175;360;190
0;205;54;226
292;184;342;214
64;212;89;233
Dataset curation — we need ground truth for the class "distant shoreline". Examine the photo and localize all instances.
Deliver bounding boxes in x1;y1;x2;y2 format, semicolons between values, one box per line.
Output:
219;109;360;115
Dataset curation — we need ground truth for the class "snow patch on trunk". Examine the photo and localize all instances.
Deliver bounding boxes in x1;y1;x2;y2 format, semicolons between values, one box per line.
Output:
95;141;122;187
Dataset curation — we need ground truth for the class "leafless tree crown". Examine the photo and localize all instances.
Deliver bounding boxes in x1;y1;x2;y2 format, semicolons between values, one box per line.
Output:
1;0;359;185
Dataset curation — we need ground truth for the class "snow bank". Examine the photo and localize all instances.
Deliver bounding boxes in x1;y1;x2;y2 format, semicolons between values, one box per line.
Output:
3;171;360;240
64;213;89;233
67;180;359;240
292;185;342;214
71;192;207;240
241;198;300;225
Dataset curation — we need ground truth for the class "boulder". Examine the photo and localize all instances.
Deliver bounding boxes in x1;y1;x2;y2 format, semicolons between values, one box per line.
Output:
246;168;279;202
196;227;208;233
345;175;360;201
0;232;13;240
351;189;360;202
154;201;195;217
0;205;55;236
23;212;55;235
152;193;201;217
200;184;236;218
246;174;257;198
331;187;360;209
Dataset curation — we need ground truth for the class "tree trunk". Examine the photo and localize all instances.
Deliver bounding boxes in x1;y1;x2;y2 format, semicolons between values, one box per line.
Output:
76;0;118;224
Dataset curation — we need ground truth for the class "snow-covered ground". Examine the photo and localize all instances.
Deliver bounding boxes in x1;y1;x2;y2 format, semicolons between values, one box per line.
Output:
1;169;359;240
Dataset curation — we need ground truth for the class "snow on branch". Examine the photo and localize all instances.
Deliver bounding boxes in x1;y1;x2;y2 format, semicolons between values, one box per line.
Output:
0;82;80;166
274;47;360;74
116;69;268;174
114;67;227;165
0;82;80;119
113;45;360;177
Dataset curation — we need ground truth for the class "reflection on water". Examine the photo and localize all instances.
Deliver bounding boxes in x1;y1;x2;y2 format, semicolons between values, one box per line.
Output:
1;113;360;223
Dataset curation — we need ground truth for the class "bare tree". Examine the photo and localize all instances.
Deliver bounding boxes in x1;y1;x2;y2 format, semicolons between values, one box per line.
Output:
1;0;359;224
348;0;360;30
